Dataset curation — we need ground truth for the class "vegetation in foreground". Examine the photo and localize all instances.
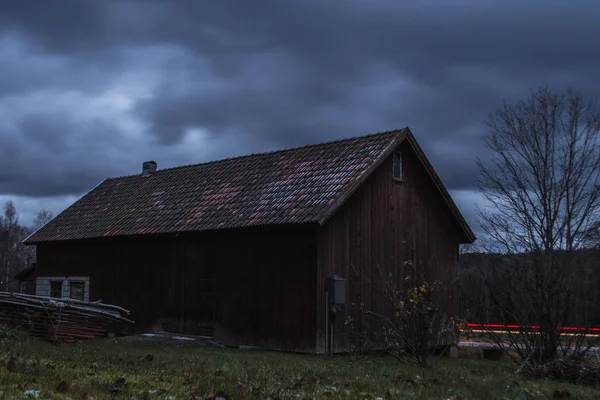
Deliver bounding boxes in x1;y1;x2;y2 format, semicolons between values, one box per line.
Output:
0;331;599;399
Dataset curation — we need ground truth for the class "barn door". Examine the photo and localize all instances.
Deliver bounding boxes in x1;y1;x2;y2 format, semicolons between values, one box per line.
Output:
183;242;215;336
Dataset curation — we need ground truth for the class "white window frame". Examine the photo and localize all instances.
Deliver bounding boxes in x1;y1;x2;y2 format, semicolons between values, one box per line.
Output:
69;280;86;301
36;276;90;301
392;150;403;181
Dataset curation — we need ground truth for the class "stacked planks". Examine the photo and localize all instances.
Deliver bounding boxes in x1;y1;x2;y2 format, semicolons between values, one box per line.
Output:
0;292;133;343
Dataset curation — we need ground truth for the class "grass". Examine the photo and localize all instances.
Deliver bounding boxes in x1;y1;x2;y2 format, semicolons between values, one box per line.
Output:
0;333;599;399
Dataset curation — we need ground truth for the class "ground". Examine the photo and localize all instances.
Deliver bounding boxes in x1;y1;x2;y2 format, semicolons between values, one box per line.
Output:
1;332;599;399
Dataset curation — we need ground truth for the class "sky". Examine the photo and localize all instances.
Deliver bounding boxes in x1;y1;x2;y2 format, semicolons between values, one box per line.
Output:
1;0;599;233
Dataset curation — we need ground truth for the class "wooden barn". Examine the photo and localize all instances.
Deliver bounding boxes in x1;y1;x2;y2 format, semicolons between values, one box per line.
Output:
23;128;475;353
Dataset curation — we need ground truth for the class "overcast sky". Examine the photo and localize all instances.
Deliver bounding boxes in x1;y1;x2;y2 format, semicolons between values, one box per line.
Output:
1;0;599;232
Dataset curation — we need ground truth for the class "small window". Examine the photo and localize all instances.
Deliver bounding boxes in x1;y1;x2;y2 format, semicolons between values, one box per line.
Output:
70;281;85;301
50;281;63;298
393;151;403;180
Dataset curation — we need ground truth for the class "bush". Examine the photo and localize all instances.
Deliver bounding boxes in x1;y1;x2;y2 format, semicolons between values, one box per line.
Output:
347;259;459;368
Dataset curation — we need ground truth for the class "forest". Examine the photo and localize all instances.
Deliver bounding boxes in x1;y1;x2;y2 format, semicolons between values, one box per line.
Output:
0;201;52;292
459;248;600;328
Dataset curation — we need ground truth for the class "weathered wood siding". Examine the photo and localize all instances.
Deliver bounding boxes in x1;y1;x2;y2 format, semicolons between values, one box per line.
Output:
35;224;318;352
36;276;90;301
316;142;463;353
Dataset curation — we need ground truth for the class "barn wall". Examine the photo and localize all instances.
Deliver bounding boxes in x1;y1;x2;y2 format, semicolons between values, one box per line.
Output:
35;224;318;352
316;141;463;353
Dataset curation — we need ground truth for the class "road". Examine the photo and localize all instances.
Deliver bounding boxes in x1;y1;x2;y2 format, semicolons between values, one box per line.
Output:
459;340;600;358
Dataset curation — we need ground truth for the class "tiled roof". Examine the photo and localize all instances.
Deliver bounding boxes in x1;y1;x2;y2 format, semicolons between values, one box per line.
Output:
13;264;36;280
24;129;407;243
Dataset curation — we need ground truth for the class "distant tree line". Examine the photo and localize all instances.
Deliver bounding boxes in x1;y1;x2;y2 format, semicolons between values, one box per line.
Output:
459;248;600;328
0;200;53;291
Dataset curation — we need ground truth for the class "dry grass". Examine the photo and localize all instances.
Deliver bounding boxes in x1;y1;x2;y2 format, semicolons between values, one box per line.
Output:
0;329;599;399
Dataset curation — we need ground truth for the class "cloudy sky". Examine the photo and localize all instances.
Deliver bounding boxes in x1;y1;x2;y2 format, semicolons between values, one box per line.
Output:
1;0;599;232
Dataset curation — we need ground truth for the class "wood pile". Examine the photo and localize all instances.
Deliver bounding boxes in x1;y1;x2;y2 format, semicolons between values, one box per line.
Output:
0;292;133;343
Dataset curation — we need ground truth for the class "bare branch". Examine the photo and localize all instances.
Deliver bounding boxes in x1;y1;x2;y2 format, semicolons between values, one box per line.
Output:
475;85;600;366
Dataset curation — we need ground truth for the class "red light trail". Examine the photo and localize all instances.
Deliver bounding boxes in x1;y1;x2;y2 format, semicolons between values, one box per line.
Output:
463;323;600;333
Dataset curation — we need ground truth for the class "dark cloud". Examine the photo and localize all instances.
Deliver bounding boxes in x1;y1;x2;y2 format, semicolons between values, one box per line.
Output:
1;0;600;228
0;113;123;197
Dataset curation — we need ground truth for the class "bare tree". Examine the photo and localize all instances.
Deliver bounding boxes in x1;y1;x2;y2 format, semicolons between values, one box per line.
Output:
23;209;54;267
476;86;600;365
584;221;600;248
0;201;20;290
0;202;38;291
32;209;53;232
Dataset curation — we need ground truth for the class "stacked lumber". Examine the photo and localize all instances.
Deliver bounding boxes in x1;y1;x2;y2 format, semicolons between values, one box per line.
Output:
0;292;133;343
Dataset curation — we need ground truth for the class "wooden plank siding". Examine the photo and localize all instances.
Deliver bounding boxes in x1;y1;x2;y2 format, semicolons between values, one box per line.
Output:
316;141;463;353
36;276;90;301
35;224;318;352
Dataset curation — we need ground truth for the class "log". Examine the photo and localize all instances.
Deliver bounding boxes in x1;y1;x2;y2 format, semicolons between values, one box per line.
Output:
0;292;134;343
1;292;130;314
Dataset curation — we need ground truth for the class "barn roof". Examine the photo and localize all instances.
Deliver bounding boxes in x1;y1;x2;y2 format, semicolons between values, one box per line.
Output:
24;128;475;244
13;264;36;280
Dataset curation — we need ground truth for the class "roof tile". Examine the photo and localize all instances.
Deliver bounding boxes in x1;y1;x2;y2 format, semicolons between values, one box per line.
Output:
25;129;405;243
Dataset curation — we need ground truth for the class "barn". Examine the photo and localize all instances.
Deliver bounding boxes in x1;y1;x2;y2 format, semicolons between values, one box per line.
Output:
23;128;475;353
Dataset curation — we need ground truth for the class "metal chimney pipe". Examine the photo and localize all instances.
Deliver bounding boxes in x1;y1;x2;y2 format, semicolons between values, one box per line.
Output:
142;161;157;176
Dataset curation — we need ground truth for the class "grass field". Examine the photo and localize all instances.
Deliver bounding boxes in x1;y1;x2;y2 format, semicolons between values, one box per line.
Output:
0;333;599;399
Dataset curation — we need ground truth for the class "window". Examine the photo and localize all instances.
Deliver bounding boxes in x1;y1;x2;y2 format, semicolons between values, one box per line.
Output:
70;282;85;301
50;281;63;298
40;276;89;300
393;151;403;180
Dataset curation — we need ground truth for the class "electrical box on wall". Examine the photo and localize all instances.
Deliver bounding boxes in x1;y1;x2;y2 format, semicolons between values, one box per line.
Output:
327;275;346;312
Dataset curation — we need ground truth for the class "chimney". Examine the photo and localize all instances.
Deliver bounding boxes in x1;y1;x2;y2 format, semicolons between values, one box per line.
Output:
142;160;157;176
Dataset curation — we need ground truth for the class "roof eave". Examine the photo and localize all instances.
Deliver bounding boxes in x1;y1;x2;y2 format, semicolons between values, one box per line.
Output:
403;128;476;244
23;220;322;245
22;178;109;246
13;264;36;280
